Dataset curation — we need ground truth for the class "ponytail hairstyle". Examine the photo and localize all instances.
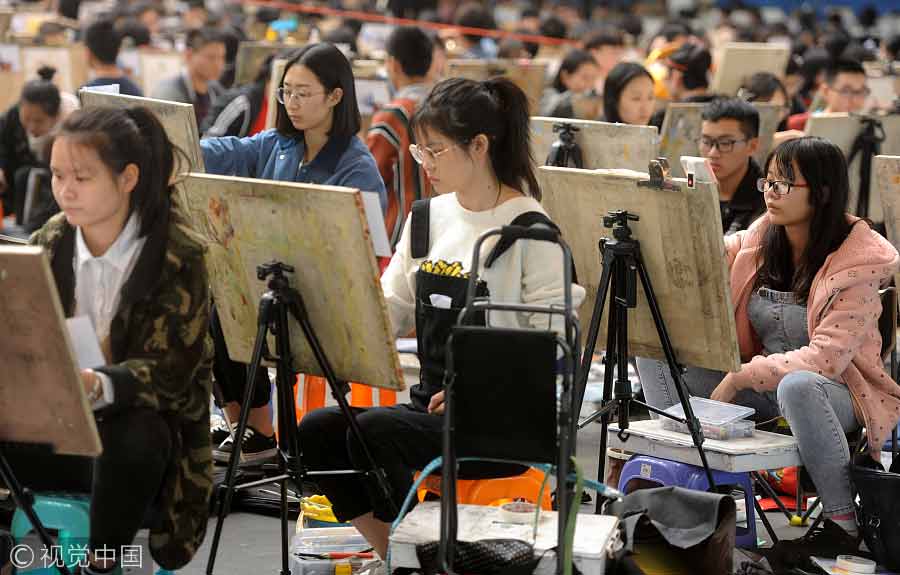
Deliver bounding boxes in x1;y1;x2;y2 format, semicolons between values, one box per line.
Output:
411;77;541;200
21;66;62;117
56;106;180;237
755;137;854;302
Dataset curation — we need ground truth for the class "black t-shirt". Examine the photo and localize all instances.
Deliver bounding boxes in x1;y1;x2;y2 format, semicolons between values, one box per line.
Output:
194;91;211;128
720;158;765;235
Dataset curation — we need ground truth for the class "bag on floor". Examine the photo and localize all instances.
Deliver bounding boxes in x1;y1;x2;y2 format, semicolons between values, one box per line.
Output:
852;463;900;570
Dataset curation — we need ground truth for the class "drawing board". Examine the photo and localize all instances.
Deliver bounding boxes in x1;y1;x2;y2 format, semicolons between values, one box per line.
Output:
711;42;790;96
531;117;659;172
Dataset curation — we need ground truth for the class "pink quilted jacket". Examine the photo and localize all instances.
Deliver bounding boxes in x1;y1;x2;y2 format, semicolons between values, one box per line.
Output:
725;215;900;455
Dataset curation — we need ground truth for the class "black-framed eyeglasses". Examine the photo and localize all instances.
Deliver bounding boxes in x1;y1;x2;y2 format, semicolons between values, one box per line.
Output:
697;137;748;153
756;178;809;197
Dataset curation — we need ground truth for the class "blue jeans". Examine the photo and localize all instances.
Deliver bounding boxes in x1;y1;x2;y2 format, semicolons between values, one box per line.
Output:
636;359;861;516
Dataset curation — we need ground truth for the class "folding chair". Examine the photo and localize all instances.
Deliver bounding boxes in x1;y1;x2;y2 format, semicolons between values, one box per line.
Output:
438;225;581;575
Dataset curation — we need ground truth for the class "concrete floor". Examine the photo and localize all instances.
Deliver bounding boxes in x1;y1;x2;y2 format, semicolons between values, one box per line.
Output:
176;387;877;575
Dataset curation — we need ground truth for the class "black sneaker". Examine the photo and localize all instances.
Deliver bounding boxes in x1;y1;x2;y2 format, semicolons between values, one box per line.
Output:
210;416;233;447
213;425;278;465
766;519;865;572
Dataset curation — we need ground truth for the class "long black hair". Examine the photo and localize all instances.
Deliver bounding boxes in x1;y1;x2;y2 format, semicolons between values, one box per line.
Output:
56;106;179;237
602;61;653;124
755;137;855;302
412;77;541;200
275;43;361;139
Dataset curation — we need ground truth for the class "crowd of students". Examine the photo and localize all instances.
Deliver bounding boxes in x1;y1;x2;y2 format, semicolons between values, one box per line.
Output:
1;0;900;573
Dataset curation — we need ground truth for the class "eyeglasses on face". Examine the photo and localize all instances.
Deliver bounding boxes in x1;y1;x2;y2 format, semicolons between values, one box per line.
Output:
408;143;459;165
756;178;809;197
697;136;748;153
276;87;326;105
832;87;871;98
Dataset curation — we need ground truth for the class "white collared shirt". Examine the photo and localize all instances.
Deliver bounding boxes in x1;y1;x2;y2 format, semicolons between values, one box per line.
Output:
73;214;147;408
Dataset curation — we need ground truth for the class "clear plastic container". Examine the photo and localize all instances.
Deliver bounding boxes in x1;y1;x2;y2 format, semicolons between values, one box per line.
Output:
661;417;756;440
663;397;755;426
290;526;372;575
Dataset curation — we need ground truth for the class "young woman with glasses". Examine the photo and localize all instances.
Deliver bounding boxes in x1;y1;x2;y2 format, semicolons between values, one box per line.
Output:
638;137;900;557
296;77;585;565
199;43;386;466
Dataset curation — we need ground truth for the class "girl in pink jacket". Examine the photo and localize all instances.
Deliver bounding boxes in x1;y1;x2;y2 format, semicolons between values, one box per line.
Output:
638;137;900;553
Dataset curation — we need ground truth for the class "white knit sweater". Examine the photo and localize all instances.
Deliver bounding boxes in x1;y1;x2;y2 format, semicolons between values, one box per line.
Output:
381;192;586;337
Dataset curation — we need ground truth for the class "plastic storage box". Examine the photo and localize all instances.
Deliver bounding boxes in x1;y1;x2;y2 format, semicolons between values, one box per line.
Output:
661;417;755;440
663;397;755;425
290;526;372;575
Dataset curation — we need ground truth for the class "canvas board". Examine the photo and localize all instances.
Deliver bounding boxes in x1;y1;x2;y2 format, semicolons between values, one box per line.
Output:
265;57;287;130
531;117;659;172
659;102;784;178
180;173;404;389
0;246;101;456
711;42;790;96
78;91;204;174
876;155;900;287
138;51;182;96
446;59;548;115
806;113;900;223
234;41;284;87
538;166;741;373
22;45;87;93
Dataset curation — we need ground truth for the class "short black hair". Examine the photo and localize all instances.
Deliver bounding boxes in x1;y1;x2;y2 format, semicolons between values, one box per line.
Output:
455;3;496;44
186;26;226;51
385;26;432;78
886;35;900;62
740;72;788;103
275;43;361;140
825;58;866;84
668;43;711;90
513;27;539;58
582;26;625;51
657;20;693;42
117;19;151;47
84;18;122;65
539;15;567;40
702;97;760;139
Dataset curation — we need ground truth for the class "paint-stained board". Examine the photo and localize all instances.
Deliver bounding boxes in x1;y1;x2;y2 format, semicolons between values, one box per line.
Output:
538;166;740;373
180;173;404;390
531;117;658;171
0;246;101;456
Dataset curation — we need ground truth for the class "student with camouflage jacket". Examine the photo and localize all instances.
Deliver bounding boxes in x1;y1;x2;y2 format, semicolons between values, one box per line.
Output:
22;106;213;573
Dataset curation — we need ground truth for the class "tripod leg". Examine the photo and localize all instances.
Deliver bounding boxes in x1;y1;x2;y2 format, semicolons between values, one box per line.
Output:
596;262;621;513
575;245;615;416
286;299;397;515
273;300;299;575
0;453;72;575
634;260;717;491
207;297;273;575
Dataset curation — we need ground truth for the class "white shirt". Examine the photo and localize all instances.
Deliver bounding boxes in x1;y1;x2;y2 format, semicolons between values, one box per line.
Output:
73;214;147;408
381;192;585;337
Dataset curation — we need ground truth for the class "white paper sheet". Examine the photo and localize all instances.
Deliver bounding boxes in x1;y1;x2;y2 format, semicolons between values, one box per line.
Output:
66;316;105;369
361;191;391;257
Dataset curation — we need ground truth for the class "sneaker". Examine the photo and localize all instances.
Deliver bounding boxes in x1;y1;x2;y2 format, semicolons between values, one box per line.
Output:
213;425;278;465
210;415;233;447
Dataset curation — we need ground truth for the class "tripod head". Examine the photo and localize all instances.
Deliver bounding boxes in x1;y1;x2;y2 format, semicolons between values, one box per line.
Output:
257;261;295;291
603;210;639;242
552;122;580;146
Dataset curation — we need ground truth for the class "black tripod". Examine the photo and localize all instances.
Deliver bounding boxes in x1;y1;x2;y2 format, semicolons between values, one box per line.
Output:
206;262;395;575
847;114;886;220
575;211;716;512
545;122;584;169
0;445;72;575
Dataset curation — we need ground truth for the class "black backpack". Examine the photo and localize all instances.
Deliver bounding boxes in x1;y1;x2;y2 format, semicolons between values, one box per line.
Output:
852;459;900;570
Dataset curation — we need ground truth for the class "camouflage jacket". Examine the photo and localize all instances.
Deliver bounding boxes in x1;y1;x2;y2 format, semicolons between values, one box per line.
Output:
30;209;214;570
